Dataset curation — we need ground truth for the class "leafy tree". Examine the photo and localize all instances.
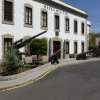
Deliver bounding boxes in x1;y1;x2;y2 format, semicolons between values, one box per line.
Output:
89;33;96;50
29;38;47;59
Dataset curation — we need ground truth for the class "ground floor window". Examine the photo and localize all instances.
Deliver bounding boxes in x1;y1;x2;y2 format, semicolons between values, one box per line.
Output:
66;41;69;54
74;42;78;54
81;42;84;53
4;38;13;57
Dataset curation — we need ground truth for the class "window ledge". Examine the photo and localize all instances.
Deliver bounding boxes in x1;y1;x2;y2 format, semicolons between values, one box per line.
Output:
24;24;33;28
55;29;60;32
41;27;48;30
2;20;14;25
65;31;70;33
74;32;78;34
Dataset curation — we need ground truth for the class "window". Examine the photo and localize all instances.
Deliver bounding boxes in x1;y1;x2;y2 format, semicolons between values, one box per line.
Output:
55;15;60;31
4;38;13;57
81;42;84;53
66;41;69;54
25;6;32;26
74;20;78;33
3;0;13;23
41;11;48;29
65;18;70;32
81;22;85;34
74;42;78;54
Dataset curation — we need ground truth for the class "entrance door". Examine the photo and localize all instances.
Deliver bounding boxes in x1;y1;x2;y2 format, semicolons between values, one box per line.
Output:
53;41;61;58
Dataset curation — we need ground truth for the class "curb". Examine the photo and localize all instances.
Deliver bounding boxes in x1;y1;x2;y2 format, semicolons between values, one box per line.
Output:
0;70;53;92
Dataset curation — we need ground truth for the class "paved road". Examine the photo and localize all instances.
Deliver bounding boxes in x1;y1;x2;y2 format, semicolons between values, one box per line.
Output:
0;61;100;100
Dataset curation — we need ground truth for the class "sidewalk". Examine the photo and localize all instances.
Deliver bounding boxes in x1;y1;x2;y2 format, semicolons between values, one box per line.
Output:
0;58;100;91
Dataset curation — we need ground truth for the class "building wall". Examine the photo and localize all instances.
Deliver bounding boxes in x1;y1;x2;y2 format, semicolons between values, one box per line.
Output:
0;0;88;61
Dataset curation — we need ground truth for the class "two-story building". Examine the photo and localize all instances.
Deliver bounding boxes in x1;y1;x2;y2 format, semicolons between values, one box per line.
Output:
0;0;91;63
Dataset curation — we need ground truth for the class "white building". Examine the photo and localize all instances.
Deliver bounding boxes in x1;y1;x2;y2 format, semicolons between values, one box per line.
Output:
0;0;91;62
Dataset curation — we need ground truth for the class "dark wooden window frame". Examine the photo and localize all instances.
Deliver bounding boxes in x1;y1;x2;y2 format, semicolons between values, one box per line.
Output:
65;17;70;33
74;20;78;34
54;14;60;32
24;4;33;28
81;22;85;34
81;42;85;53
66;41;70;54
2;0;14;25
41;10;48;30
74;41;78;54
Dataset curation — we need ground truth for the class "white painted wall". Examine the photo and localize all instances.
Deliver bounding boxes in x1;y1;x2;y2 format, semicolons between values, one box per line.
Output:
0;0;89;60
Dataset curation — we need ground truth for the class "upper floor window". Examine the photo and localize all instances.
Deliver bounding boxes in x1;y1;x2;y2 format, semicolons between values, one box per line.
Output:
25;6;32;26
81;22;85;34
65;18;70;32
41;11;48;29
74;20;78;33
55;15;60;31
3;0;14;24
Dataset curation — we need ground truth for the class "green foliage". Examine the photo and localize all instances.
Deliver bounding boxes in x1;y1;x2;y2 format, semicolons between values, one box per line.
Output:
29;38;47;55
4;48;23;74
89;33;96;50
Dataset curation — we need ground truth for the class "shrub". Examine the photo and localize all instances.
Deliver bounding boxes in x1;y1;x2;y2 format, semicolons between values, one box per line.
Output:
29;38;47;60
76;53;87;60
4;48;23;75
69;54;75;58
92;47;100;57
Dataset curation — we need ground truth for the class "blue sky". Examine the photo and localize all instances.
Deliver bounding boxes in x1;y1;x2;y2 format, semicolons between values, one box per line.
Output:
64;0;100;33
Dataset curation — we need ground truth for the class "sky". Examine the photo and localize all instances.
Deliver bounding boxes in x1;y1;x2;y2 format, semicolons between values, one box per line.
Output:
64;0;100;33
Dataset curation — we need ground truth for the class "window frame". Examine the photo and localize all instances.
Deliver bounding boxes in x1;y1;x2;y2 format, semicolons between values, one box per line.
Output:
54;14;60;32
2;34;14;58
65;17;70;33
24;4;33;28
81;22;85;35
74;41;78;54
81;42;85;53
41;9;48;30
74;20;78;34
66;41;70;54
2;0;14;25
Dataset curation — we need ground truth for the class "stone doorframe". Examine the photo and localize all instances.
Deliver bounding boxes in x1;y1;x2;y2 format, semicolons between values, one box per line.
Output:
49;37;63;59
2;34;14;61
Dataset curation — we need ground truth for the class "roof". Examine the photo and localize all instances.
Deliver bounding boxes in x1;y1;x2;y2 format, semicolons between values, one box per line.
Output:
51;0;88;17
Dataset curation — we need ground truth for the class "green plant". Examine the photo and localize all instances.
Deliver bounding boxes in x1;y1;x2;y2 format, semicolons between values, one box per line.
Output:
29;38;47;59
4;47;23;75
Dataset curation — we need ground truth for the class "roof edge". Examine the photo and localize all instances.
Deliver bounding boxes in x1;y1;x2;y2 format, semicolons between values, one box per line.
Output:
51;0;88;16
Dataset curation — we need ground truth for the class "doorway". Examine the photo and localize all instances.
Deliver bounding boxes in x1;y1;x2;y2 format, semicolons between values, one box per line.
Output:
53;41;61;58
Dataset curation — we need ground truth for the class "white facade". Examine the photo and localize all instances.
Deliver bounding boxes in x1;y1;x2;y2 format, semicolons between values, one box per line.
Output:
0;0;90;61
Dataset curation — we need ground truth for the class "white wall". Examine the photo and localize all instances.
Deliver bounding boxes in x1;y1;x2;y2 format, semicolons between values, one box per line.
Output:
0;0;88;60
